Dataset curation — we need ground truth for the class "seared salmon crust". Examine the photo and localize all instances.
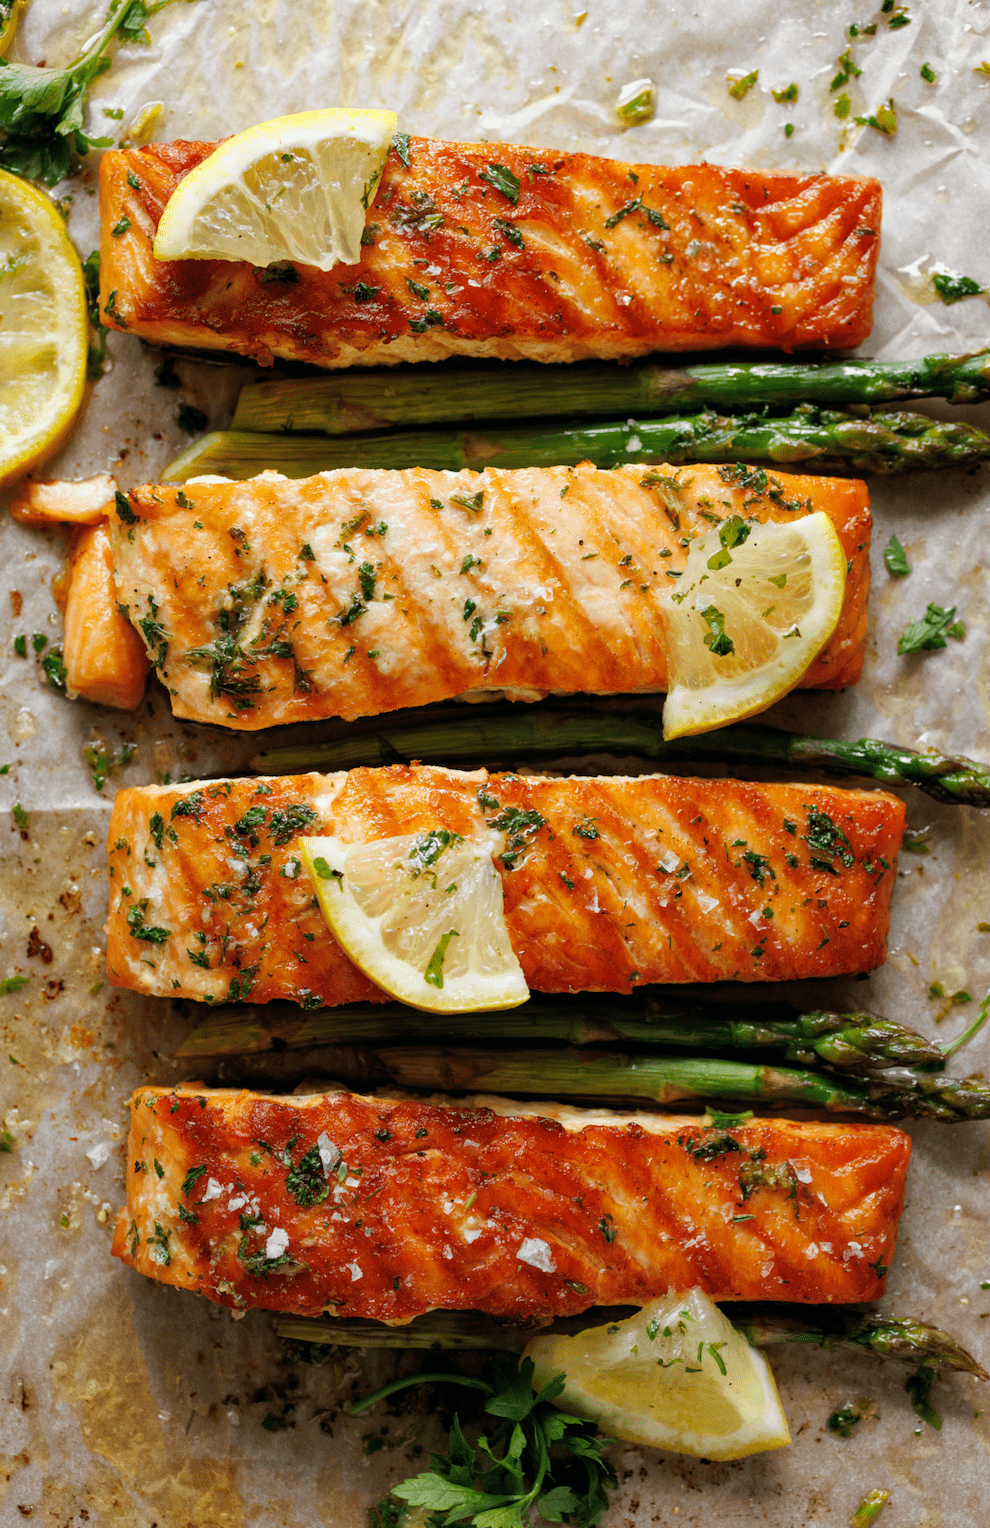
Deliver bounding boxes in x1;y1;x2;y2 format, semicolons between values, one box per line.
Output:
105;766;905;1004
99;136;881;367
108;463;871;728
113;1086;910;1319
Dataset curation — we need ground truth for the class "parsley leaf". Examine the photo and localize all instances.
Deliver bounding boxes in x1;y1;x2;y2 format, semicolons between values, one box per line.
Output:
700;605;734;656
932;271;985;305
0;0;173;186
359;1356;616;1528
883;534;911;578
898;602;966;654
480;162;520;203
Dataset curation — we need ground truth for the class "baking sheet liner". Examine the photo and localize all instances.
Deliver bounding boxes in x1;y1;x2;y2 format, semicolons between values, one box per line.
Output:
3;1;990;1522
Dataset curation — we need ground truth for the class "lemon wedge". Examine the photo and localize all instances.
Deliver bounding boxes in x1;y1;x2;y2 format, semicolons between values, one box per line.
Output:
153;107;398;271
0;169;87;489
524;1288;790;1461
300;830;529;1013
659;511;846;739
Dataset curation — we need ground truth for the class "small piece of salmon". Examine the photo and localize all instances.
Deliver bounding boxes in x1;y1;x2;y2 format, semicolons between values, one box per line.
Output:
105;765;904;1004
99;137;881;367
63;522;150;710
107;462;871;728
112;1085;910;1319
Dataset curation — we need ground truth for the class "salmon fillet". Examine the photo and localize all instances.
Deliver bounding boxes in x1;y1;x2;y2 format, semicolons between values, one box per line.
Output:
108;462;871;729
112;1085;910;1319
104;765;905;1004
98;137;881;367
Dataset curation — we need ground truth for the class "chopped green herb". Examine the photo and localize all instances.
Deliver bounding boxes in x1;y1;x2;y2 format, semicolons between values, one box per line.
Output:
0;976;28;995
905;1365;941;1430
932;271;985;304
884;535;910;577
408;309;443;333
921;62;937;83
126;899;171;944
855;99;897;135
11;802;29;833
424;929;458;989
706;515;750;570
111;215;131;236
898;602;966;654
700;605;734;657
391;131;411;166
831;49;862;90
772;82;798;103
727;69;759;100
177;403;207;435
479;162;520;203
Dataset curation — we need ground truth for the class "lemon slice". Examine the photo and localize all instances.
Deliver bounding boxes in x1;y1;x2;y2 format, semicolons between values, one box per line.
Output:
659;511;846;739
0;169;87;488
524;1288;790;1461
300;830;529;1012
0;0;25;57
153;107;398;271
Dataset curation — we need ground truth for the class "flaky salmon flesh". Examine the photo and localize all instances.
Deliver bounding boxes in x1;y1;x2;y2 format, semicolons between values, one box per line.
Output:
105;765;905;1005
108;463;871;728
99;137;881;367
112;1086;909;1320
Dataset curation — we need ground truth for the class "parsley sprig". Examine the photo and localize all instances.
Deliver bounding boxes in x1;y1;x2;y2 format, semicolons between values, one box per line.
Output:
0;0;179;185
359;1356;616;1527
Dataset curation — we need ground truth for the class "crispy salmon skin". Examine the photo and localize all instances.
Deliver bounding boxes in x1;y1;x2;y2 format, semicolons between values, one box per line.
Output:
107;463;871;728
105;765;905;1004
99;137;881;366
112;1086;909;1319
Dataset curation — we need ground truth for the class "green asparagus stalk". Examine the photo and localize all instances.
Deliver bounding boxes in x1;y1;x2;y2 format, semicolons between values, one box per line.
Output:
229;350;990;435
175;995;949;1076
274;1308;987;1378
371;1046;990;1121
163;406;990;482
250;711;990;811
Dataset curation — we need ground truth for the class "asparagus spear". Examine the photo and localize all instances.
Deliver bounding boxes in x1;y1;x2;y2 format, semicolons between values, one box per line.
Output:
274;1308;987;1378
250;711;990;811
371;1045;990;1120
229;350;990;435
163;406;990;482
175;995;950;1076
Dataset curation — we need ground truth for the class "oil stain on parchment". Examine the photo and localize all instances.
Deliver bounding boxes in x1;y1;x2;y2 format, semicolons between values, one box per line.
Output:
50;1301;245;1528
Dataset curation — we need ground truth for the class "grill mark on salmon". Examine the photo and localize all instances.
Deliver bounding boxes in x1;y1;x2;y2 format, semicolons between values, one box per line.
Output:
107;462;871;729
99;137;881;367
104;765;904;1005
112;1085;909;1319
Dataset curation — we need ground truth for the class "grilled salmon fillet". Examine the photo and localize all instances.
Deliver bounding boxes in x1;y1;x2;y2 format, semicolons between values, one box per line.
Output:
98;137;881;367
112;1085;910;1319
108;462;871;728
105;765;904;1004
